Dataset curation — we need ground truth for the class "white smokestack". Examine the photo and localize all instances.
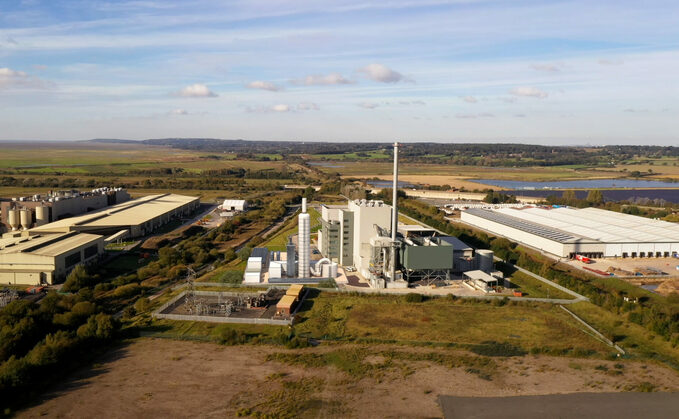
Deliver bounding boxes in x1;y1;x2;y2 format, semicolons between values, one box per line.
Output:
298;197;310;278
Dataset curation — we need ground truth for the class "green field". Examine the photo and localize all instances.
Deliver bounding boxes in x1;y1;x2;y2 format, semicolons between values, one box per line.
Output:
293;292;610;354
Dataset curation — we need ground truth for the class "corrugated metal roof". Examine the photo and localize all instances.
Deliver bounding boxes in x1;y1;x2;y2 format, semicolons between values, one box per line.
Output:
495;206;679;243
30;194;198;232
464;208;584;244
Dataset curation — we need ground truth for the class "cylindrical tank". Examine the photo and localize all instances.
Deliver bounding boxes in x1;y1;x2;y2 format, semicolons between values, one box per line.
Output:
35;206;49;226
477;249;494;273
8;209;19;231
321;263;331;278
298;198;310;278
330;262;338;278
20;209;32;230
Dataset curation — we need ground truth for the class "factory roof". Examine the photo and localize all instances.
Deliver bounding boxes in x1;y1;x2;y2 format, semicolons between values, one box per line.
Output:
464;270;498;283
464;208;585;244
30;194;198;233
439;236;474;251
276;295;297;309
222;199;246;206
495;207;679;243
0;232;102;257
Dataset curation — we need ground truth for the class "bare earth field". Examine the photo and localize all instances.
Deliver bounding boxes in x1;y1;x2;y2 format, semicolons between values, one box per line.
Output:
18;338;679;418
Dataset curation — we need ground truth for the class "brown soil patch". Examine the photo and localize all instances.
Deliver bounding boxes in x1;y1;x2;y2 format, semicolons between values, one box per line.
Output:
372;175;488;190
17;339;679;418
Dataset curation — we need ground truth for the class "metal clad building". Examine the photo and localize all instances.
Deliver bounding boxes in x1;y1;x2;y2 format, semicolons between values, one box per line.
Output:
461;206;679;258
0;232;104;284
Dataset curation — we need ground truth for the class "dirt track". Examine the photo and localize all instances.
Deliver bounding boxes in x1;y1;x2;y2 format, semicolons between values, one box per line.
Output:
17;338;679;418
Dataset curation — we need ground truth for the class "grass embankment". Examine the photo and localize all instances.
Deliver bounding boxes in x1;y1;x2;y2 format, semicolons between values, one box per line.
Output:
509;271;574;299
568;302;679;369
263;207;321;251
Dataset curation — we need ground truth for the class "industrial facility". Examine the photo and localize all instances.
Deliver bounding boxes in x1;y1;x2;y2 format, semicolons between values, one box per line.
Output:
25;193;199;239
0;188;130;233
461;206;679;259
0;193;200;285
244;198;340;284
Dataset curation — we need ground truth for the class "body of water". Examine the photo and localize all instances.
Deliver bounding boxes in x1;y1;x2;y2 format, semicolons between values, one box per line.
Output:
308;162;345;168
506;189;679;203
476;178;679;189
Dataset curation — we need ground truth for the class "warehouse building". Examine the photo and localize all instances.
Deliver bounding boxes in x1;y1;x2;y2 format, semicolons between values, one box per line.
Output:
461;206;679;259
26;193;200;238
0;188;130;233
0;231;104;284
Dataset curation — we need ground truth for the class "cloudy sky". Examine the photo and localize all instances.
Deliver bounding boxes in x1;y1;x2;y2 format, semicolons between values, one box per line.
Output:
1;0;677;144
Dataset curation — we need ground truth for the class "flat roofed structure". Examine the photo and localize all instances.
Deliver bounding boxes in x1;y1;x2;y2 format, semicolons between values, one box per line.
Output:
276;295;297;316
0;232;104;285
29;193;200;238
462;206;679;258
464;270;499;292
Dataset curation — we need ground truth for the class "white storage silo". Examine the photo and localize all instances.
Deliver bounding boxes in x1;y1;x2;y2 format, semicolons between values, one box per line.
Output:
476;249;494;273
35;206;49;226
20;209;32;230
298;198;310;278
330;262;338;278
8;209;19;231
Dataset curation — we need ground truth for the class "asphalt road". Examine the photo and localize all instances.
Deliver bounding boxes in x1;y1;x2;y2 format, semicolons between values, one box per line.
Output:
439;392;679;419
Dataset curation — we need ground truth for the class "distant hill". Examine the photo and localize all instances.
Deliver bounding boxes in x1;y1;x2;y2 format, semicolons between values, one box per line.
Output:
85;138;141;144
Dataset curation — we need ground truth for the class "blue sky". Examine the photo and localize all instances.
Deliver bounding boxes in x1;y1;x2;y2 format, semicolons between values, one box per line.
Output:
1;0;677;144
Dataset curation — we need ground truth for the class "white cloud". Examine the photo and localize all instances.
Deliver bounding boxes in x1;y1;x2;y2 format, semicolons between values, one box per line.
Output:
531;63;560;72
0;67;48;89
272;104;290;112
358;63;409;83
246;80;282;91
514;113;526;118
176;83;217;97
170;109;188;115
359;102;379;109
293;73;353;85
461;96;477;103
297;102;319;111
510;86;548;99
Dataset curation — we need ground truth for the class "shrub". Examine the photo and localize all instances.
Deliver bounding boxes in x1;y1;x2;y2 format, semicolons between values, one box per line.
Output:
404;293;424;303
113;283;141;299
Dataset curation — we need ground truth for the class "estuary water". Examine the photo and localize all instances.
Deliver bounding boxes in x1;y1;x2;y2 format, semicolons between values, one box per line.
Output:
475;178;679;189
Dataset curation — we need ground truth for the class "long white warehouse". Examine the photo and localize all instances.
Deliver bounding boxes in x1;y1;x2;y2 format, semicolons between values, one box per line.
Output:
461;206;679;258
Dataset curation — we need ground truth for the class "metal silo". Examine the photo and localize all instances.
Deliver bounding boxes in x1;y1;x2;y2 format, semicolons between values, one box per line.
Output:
35;206;49;226
20;209;32;230
476;249;494;273
8;209;19;231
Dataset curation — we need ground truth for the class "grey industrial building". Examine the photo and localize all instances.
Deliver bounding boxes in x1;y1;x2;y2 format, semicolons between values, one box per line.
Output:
319;200;489;287
0;193;200;285
0;188;130;233
461;206;679;259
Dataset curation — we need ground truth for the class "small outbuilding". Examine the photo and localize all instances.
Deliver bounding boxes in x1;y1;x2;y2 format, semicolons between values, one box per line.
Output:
276;295;297;317
222;200;248;212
